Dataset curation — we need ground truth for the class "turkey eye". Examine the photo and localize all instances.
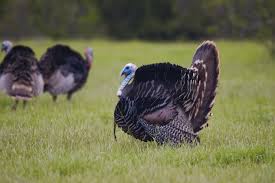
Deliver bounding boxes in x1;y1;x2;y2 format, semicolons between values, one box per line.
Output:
125;66;129;69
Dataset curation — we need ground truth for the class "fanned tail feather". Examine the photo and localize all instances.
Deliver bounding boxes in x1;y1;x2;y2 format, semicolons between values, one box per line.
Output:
190;41;220;133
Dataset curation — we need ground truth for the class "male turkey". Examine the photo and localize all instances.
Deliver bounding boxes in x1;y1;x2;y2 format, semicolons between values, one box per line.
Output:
114;41;220;145
39;44;93;101
0;40;44;110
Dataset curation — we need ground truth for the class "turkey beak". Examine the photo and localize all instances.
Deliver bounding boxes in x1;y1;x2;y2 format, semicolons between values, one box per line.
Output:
120;72;125;77
120;70;126;77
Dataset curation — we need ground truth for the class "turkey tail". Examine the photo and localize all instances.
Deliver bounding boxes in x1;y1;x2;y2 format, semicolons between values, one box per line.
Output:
10;63;34;100
10;83;33;100
190;41;220;133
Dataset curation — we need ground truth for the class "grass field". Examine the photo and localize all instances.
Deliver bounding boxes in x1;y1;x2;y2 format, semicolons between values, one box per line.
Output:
0;40;274;183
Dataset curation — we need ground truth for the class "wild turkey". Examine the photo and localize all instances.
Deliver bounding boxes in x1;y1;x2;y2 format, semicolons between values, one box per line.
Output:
0;40;44;110
39;44;93;101
114;41;219;145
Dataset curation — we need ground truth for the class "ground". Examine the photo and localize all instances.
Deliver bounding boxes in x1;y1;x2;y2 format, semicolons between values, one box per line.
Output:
0;40;274;183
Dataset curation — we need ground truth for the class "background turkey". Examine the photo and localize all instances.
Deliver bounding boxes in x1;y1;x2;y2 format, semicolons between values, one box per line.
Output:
114;41;220;145
0;41;44;110
39;44;93;102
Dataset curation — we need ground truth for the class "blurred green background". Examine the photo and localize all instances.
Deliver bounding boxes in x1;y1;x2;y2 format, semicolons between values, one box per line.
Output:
1;0;274;56
0;0;273;40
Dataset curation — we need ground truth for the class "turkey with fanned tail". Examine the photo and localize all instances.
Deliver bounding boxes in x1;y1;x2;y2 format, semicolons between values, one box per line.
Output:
39;44;93;101
0;40;44;110
114;41;220;145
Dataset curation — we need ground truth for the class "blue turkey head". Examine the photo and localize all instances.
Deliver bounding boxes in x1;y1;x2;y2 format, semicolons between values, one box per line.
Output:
117;63;137;97
1;40;13;53
84;47;94;69
120;63;137;77
85;47;93;57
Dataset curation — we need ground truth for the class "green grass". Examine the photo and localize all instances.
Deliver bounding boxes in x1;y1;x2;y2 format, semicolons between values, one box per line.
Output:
0;40;274;183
